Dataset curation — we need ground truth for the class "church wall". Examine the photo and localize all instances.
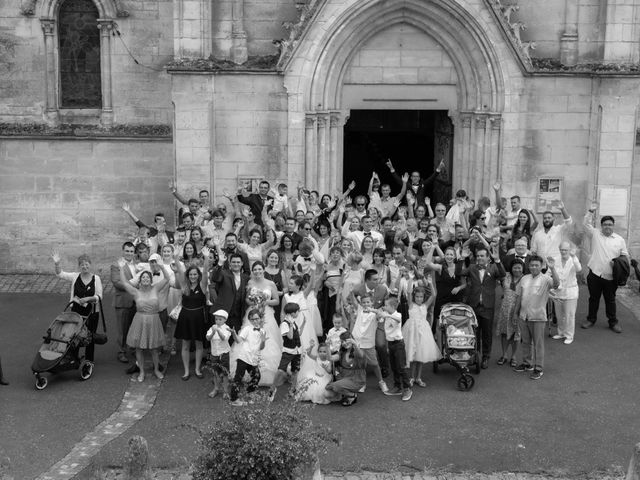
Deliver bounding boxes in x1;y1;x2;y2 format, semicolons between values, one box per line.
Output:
0;138;174;273
0;2;173;125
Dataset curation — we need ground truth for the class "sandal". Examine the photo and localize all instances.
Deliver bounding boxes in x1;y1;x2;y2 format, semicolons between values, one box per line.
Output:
414;378;427;388
195;371;204;379
509;359;517;368
497;357;507;366
181;374;190;381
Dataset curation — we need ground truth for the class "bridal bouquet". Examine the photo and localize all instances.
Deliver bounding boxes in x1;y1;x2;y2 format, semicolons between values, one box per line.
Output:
247;286;267;307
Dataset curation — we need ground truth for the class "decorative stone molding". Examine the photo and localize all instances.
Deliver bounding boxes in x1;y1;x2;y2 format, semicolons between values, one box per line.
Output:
521;41;537;64
485;0;535;69
277;0;325;71
26;0;128;17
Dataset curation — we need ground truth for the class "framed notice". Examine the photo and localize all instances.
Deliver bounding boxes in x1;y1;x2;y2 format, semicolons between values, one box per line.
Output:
536;177;563;213
598;187;628;217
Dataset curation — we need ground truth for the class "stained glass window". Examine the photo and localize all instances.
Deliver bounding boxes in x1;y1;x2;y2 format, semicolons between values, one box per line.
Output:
58;0;101;108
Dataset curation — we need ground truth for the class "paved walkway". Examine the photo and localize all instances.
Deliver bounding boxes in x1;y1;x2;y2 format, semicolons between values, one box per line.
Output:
0;274;114;295
36;379;164;480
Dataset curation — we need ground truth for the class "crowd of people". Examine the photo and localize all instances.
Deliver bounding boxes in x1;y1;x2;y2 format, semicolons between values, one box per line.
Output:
43;159;631;406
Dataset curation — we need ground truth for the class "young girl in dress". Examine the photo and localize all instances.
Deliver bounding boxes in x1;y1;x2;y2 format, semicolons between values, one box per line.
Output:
296;341;339;404
340;252;365;323
401;285;441;387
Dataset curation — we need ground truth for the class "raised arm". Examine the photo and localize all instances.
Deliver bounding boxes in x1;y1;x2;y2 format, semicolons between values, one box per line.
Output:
122;202;147;229
169;180;189;205
118;261;139;297
367;172;378;198
52;250;62;276
385;159;404;187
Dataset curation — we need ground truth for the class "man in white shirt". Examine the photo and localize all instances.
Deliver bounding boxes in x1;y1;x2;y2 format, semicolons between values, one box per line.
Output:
347;216;383;250
582;212;629;333
531;201;572;267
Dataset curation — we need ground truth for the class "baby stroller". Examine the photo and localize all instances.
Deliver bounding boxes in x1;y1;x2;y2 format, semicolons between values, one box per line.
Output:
31;300;107;390
432;303;480;391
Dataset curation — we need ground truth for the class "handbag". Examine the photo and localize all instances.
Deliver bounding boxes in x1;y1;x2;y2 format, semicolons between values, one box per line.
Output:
169;304;182;321
89;297;108;344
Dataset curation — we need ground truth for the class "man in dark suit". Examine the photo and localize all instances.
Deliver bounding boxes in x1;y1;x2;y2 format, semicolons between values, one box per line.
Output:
221;233;250;273
122;203;175;248
504;236;532;274
110;241;137;369
353;269;390;377
237;180;273;227
387;159;448;207
210;253;249;333
463;246;506;369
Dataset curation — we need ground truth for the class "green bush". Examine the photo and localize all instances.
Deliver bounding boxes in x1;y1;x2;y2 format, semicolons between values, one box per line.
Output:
192;393;339;480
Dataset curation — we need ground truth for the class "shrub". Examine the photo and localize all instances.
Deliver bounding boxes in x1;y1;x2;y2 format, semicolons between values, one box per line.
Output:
191;393;339;480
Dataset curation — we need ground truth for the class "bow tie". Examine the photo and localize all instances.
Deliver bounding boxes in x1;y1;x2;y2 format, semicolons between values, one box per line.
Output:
153;272;161;276
363;232;372;237
477;266;486;271
516;255;526;260
253;327;261;332
303;257;312;262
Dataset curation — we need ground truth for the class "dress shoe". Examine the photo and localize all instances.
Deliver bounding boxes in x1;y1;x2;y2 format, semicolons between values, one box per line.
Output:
610;324;622;333
126;364;140;375
480;358;489;369
117;352;128;363
581;320;595;329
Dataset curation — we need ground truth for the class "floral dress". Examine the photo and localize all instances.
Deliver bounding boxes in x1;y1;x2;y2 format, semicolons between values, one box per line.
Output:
496;273;522;341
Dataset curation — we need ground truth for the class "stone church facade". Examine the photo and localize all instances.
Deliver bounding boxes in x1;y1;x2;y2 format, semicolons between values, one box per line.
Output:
1;0;640;272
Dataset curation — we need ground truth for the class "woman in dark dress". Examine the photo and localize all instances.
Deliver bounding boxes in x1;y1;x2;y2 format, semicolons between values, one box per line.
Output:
173;257;209;380
263;249;286;324
424;245;465;334
52;251;103;371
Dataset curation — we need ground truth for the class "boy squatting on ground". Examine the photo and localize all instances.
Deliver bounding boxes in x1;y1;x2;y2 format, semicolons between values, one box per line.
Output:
229;308;267;406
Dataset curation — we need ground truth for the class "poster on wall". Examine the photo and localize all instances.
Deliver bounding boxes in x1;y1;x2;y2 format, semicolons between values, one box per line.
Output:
598;187;628;217
536;177;563;213
237;177;262;193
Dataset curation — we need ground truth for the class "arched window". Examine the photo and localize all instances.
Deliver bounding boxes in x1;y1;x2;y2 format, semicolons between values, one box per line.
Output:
58;0;102;108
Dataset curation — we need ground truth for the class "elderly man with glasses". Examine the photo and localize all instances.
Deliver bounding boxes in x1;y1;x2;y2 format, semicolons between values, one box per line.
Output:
581;208;629;334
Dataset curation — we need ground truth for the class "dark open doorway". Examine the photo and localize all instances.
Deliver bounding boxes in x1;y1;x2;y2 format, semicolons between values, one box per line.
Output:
343;110;453;205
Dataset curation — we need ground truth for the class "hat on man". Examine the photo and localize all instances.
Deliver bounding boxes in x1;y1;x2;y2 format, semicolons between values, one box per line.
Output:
212;309;229;319
149;253;162;262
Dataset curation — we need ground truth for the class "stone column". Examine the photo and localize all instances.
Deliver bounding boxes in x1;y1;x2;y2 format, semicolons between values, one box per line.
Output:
97;19;115;126
304;114;317;188
488;114;502;190
473;114;487;199
316;113;329;194
457;112;473;193
40;18;58;125
230;0;247;64
329;112;342;193
560;0;579;66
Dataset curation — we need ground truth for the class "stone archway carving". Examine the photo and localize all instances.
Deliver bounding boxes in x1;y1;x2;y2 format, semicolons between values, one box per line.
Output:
38;0;122;125
284;0;517;199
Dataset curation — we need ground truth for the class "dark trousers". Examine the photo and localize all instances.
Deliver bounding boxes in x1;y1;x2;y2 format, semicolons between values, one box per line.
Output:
230;359;261;401
587;271;618;326
474;306;494;360
375;327;390;376
115;306;136;353
388;340;411;389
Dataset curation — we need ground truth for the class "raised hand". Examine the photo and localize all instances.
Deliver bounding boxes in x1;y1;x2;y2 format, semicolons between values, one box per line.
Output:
223;188;232;199
392;198;401;208
556;200;565;210
588;200;598;213
51;250;61;264
437;159;446;171
424;196;430;205
168;180;176;192
385;159;394;170
401;172;409;183
348;181;356;190
122;202;130;212
371;172;378;180
546;257;555;268
117;257;126;268
493;182;501;192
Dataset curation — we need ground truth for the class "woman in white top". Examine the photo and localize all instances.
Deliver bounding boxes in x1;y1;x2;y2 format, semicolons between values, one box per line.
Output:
237;228;275;269
550;241;582;344
52;251;103;365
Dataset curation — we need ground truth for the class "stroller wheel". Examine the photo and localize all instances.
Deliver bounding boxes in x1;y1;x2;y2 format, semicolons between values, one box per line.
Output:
457;374;475;391
35;375;48;390
80;361;93;381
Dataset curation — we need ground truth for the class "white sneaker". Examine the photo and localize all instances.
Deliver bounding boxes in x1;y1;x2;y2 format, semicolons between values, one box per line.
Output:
552;335;563;340
230;399;247;407
378;380;389;393
563;338;574;345
358;385;366;393
268;388;277;402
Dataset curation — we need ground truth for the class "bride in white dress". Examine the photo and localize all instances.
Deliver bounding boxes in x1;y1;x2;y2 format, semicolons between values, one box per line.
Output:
229;261;282;386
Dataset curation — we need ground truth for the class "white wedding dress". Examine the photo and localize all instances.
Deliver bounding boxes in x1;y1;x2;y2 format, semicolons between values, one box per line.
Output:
229;286;283;386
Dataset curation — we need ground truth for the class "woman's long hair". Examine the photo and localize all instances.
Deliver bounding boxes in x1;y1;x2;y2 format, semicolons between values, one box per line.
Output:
182;265;202;295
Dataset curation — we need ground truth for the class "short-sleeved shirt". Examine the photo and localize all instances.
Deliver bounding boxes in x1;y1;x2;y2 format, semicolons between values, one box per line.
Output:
237;325;263;366
326;326;347;353
383;311;403;341
518;273;553;322
206;324;232;356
